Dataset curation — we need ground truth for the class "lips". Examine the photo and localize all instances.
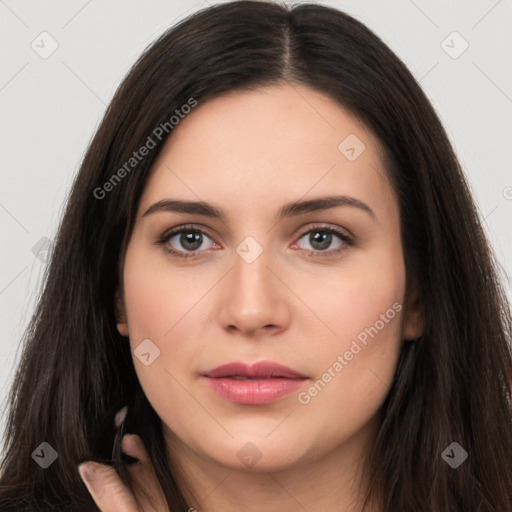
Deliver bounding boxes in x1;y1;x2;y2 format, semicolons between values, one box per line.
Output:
203;361;308;379
201;361;308;405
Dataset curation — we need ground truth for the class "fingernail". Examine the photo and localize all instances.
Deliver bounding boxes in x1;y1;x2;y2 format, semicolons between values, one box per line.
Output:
78;462;95;482
121;433;138;454
114;405;128;428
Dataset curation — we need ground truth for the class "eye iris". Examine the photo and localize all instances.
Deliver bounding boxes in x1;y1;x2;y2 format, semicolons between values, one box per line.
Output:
310;231;332;250
180;231;202;251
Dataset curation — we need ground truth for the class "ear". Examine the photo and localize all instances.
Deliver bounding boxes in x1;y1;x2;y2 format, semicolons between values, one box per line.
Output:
114;288;129;337
402;281;424;341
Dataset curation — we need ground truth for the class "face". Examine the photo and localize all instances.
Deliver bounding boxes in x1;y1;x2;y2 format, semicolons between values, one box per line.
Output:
116;83;423;475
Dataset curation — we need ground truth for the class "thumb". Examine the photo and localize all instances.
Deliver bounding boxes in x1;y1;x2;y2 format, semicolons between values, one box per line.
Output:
78;461;139;512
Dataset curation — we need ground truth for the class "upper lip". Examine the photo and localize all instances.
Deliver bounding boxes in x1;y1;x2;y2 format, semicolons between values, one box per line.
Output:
202;361;308;379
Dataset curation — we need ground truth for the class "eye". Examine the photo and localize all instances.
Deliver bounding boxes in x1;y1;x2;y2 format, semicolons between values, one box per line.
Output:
156;225;218;260
293;225;354;258
156;223;354;260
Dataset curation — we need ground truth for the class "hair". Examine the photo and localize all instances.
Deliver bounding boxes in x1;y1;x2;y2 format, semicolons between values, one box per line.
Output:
1;1;511;510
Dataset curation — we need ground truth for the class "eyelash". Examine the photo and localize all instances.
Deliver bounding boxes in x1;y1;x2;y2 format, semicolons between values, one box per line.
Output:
155;223;355;260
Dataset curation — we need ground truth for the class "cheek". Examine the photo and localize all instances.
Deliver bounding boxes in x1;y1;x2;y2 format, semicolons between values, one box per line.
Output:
121;240;215;412
122;240;208;342
291;244;405;415
293;246;405;357
293;273;404;444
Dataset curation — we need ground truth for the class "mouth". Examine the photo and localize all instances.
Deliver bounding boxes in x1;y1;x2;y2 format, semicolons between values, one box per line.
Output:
201;361;309;405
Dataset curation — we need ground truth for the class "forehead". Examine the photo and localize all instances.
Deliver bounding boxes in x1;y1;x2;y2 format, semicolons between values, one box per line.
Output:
139;83;396;221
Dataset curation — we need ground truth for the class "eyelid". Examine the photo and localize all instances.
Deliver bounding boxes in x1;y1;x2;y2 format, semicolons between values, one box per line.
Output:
291;222;355;243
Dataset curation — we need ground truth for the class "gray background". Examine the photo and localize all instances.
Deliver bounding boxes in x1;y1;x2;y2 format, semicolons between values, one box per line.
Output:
1;0;511;449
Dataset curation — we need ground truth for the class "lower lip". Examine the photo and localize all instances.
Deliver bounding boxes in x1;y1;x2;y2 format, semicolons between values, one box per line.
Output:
203;376;307;405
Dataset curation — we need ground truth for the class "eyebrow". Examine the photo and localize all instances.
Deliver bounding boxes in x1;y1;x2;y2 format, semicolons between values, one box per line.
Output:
142;195;376;221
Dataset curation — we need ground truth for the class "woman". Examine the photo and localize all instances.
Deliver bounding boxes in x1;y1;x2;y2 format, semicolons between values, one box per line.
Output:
1;1;511;510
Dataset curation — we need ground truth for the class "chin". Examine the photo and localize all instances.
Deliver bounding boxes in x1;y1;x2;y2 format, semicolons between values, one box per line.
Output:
205;435;309;473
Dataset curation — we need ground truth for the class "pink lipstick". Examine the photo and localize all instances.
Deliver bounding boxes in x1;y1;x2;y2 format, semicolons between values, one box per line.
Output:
201;361;308;405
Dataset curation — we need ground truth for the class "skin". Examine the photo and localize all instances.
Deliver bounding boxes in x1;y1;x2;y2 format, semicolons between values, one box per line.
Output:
78;82;424;511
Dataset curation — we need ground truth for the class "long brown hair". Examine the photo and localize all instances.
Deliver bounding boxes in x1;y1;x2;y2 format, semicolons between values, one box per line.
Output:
1;1;511;510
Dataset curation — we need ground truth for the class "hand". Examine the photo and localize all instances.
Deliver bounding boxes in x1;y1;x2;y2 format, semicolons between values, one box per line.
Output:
78;434;169;511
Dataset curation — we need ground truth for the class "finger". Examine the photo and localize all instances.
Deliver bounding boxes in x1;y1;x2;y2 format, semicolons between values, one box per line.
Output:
122;434;168;511
78;461;140;512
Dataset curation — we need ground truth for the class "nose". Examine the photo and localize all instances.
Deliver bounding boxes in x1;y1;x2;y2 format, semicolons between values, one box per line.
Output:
217;241;291;337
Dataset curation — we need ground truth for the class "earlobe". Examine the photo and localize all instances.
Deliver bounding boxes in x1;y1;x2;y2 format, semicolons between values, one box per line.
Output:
402;284;425;341
114;290;129;337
